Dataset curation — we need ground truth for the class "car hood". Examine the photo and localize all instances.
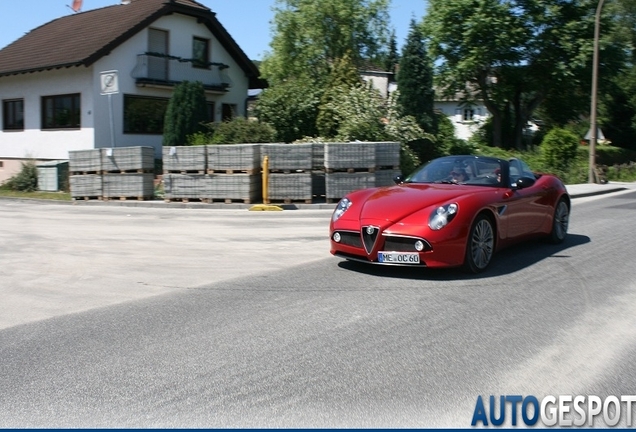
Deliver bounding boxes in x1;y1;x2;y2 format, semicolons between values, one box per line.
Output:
357;183;479;223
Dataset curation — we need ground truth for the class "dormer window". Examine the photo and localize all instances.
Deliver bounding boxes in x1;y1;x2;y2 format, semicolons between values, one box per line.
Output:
192;37;209;69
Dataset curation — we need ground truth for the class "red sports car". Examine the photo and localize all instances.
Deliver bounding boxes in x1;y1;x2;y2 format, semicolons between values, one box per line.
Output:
329;155;570;273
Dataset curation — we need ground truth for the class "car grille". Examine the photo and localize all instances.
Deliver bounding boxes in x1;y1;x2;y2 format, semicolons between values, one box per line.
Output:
336;231;363;248
362;226;380;254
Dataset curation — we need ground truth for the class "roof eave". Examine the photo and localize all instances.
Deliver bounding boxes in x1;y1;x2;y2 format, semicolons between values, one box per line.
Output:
0;62;84;78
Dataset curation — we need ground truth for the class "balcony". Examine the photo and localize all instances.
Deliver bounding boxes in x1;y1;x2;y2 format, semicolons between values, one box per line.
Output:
131;53;232;93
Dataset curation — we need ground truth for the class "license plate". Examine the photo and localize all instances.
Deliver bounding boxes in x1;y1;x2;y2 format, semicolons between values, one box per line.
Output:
377;252;420;264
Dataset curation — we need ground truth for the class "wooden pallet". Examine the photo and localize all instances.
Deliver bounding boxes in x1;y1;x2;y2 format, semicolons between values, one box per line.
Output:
206;169;259;175
164;170;206;175
325;167;376;173
72;196;102;201
102;169;154;175
164;197;253;204
102;196;151;201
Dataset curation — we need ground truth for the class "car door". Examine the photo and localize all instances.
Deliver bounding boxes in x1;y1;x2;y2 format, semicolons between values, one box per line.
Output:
502;160;549;238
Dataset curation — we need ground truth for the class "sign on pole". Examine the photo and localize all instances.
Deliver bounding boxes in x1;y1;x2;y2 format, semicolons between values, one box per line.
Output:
100;70;119;151
100;70;119;95
584;127;605;141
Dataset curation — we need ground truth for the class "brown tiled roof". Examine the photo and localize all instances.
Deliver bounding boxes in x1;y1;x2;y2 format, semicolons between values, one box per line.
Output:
0;0;266;88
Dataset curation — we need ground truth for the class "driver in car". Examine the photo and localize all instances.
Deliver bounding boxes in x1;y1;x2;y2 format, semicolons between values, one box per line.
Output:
450;168;469;183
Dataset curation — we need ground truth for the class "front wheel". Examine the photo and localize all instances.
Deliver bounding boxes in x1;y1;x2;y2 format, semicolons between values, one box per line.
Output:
464;214;495;273
549;198;569;244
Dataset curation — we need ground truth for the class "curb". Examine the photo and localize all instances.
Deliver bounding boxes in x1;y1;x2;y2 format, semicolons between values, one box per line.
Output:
1;184;631;210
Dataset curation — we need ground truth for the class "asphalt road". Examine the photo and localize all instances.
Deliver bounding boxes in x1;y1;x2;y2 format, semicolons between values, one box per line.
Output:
1;190;635;428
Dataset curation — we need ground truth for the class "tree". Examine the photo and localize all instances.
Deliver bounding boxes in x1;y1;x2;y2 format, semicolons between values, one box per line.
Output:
384;30;400;73
423;0;605;149
397;19;436;134
162;81;208;147
598;0;636;150
260;0;391;85
316;51;363;137
255;77;322;142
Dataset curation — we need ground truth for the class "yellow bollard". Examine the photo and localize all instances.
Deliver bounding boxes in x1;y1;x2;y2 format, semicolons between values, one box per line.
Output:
262;155;269;204
249;156;282;210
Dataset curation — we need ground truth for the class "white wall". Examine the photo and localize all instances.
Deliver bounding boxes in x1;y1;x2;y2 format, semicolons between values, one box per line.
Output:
435;100;490;141
0;11;253;166
0;68;96;160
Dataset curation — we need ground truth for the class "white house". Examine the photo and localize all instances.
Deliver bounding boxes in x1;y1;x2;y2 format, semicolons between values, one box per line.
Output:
0;0;264;183
361;69;490;140
434;93;490;141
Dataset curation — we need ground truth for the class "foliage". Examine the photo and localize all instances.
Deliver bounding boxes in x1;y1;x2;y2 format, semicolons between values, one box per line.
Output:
162;81;208;147
540;127;580;174
260;0;391;85
191;118;277;145
422;0;617;150
396;20;436;134
255;78;322;143
330;83;387;141
316;52;363;137
384;30;400;73
1;161;38;192
320;84;429;175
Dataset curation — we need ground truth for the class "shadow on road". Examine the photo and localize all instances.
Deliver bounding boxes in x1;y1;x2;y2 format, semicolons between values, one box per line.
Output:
336;233;591;281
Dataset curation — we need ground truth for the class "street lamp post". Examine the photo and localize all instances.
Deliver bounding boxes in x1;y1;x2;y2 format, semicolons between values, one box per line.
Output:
589;0;605;183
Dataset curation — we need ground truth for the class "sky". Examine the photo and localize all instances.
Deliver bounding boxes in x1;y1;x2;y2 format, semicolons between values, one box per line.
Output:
0;0;427;60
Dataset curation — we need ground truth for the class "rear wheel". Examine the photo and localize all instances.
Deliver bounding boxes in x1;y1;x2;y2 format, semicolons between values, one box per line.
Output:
464;214;495;273
549;198;569;244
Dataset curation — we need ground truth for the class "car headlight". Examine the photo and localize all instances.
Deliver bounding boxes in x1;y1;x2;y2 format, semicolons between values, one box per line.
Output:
332;197;353;222
428;203;458;230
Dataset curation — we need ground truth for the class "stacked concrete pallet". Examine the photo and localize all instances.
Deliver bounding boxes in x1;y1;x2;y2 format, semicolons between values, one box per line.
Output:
69;149;103;199
162;146;207;202
163;173;207;201
163;146;207;173
324;142;376;203
206;144;261;203
262;143;313;203
200;174;261;203
374;142;401;187
324;142;401;201
163;144;261;203
101;147;155;200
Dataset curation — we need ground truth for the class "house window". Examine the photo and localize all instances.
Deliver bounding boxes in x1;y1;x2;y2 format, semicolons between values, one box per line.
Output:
3;99;24;131
123;95;169;134
222;103;236;121
42;94;80;129
192;37;210;68
463;109;475;122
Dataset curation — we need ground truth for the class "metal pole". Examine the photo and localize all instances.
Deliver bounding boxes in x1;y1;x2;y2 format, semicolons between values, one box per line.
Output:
589;0;605;183
108;93;116;149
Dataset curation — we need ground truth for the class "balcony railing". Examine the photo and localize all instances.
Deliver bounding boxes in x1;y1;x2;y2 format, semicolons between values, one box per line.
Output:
131;53;232;92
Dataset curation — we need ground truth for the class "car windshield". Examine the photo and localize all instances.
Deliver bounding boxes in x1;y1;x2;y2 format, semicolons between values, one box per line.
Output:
405;156;504;186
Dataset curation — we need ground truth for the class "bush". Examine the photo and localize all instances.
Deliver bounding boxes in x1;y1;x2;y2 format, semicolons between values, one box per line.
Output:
1;161;38;192
206;118;276;144
540;127;580;173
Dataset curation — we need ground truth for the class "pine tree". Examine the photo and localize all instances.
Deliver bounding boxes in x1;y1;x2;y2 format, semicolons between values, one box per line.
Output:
384;30;399;74
163;81;208;146
396;20;436;134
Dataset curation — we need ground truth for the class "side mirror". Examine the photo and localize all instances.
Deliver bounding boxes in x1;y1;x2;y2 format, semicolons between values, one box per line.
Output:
393;175;404;185
515;176;536;189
